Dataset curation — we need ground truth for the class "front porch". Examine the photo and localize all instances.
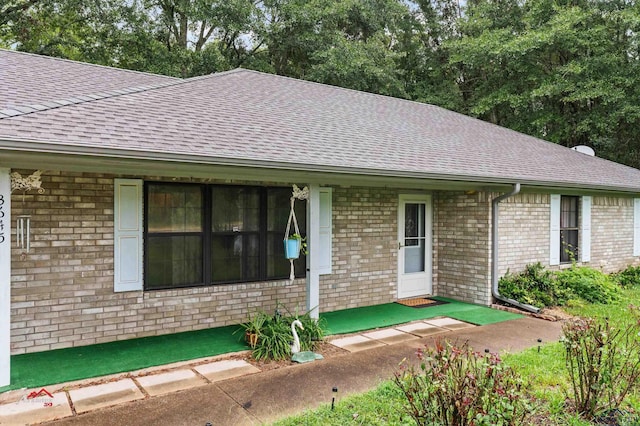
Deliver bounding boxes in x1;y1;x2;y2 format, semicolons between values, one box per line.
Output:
0;298;520;393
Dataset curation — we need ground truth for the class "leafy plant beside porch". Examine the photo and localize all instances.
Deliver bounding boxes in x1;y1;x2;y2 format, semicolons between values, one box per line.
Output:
238;307;326;361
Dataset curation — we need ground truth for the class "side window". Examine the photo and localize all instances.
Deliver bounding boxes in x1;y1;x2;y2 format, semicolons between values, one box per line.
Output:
560;195;579;263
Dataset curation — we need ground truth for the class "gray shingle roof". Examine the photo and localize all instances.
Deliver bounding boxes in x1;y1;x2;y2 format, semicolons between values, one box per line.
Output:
0;49;179;112
1;49;639;192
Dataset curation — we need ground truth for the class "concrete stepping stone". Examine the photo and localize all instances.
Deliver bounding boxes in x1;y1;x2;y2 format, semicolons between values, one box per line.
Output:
194;359;260;383
425;317;475;330
68;378;144;414
0;391;71;425
136;369;207;397
396;321;449;337
329;335;386;352
362;328;418;345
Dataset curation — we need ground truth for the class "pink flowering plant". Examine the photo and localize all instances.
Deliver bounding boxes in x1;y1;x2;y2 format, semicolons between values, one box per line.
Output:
393;339;532;425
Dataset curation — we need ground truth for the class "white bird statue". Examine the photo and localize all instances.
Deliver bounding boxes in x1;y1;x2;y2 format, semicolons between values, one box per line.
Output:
291;319;304;354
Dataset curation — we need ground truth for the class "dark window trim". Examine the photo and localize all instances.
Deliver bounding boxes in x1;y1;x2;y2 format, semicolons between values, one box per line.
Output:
144;182;306;291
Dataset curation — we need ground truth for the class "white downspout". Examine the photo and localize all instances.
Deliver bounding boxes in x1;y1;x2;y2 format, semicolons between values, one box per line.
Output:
491;183;540;314
0;168;11;386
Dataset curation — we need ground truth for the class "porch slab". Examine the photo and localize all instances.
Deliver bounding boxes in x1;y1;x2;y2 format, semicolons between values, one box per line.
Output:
425;317;475;330
68;378;145;414
0;392;71;425
329;335;386;352
194;359;260;383
136;369;207;397
362;328;418;345
396;321;449;337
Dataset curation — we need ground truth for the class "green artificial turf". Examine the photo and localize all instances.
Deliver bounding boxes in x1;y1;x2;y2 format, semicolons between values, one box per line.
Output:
0;325;246;392
320;297;522;335
1;298;521;393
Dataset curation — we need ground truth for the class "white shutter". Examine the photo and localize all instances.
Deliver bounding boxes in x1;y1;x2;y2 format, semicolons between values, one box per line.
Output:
581;196;591;262
114;179;143;292
318;188;333;275
634;198;640;256
550;194;561;266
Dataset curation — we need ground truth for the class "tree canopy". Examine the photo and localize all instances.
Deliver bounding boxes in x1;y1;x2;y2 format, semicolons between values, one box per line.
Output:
3;0;640;168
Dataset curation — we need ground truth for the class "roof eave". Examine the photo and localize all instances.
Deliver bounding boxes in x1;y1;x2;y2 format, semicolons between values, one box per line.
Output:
1;138;639;195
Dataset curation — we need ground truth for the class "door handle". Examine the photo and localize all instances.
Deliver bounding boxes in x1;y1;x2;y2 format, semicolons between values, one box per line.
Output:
398;241;404;250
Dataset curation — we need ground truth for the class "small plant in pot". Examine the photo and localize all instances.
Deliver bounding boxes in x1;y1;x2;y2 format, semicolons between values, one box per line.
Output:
284;233;307;259
237;310;269;348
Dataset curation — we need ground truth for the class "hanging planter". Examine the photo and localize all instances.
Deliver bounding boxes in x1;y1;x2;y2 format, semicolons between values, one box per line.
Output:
283;185;309;281
284;236;301;260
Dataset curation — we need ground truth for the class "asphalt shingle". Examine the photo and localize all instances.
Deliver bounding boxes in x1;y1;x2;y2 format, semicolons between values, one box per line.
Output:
1;49;639;192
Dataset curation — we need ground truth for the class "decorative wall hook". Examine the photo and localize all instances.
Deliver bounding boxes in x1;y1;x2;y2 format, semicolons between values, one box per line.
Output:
10;170;44;254
291;184;309;201
10;170;45;201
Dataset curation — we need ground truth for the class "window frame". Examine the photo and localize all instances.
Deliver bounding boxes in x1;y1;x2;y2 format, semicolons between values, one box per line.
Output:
144;182;306;291
559;195;580;263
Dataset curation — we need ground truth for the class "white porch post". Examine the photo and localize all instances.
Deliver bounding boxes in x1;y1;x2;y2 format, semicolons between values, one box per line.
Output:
0;168;11;387
306;184;320;319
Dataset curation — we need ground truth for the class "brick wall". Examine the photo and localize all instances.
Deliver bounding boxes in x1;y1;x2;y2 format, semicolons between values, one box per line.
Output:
10;171;306;355
433;191;492;305
496;193;550;276
496;193;639;276
590;197;638;272
319;186;398;311
11;170;639;354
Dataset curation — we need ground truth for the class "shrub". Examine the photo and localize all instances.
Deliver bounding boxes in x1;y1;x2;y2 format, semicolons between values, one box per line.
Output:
394;340;532;425
555;266;620;304
562;308;640;421
611;265;640;288
499;262;572;308
242;308;326;361
500;264;623;309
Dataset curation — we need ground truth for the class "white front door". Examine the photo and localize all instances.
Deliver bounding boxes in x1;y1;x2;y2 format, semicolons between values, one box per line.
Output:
398;194;432;299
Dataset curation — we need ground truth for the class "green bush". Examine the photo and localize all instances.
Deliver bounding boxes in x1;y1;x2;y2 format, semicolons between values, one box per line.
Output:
555;266;620;304
394;340;532;425
500;263;623;308
241;308;326;361
611;265;640;288
499;262;572;308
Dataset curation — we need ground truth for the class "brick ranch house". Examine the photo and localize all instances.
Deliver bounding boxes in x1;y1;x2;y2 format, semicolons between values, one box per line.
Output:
2;49;640;386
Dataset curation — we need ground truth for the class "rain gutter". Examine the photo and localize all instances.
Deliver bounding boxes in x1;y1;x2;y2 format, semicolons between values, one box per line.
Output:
491;183;541;313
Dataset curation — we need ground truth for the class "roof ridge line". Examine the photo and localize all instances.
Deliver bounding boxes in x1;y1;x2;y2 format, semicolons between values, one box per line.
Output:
0;78;189;120
0;67;249;120
0;48;181;81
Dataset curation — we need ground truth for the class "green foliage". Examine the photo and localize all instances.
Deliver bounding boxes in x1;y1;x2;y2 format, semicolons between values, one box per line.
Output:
251;313;293;361
240;307;325;361
611;265;640;288
555;266;620;305
500;263;622;308
393;340;532;425
499;262;564;308
561;309;640;421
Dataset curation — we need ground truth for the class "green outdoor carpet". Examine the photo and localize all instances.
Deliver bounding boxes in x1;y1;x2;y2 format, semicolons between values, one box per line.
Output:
1;298;521;393
320;297;522;335
0;325;246;392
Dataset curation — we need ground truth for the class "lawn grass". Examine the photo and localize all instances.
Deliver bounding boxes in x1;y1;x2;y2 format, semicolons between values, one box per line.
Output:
273;288;640;426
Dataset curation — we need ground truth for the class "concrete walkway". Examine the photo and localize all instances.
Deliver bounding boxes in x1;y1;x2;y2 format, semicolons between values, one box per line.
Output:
0;316;563;426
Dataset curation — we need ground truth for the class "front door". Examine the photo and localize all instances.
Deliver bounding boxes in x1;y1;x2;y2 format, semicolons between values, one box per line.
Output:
398;194;432;299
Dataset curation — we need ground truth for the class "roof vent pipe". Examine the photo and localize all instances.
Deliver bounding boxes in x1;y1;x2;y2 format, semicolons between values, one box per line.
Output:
491;183;540;314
